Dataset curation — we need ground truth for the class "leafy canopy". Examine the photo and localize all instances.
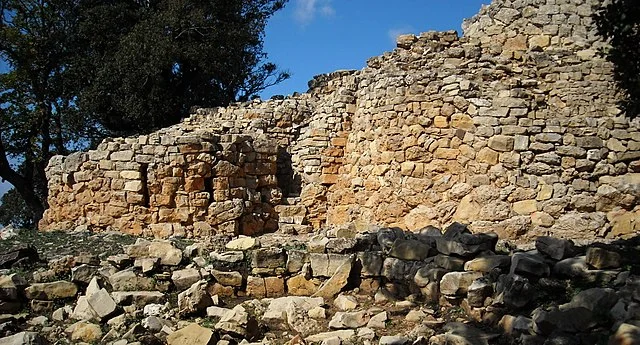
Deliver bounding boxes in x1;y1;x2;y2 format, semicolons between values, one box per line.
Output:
0;0;289;226
595;0;640;117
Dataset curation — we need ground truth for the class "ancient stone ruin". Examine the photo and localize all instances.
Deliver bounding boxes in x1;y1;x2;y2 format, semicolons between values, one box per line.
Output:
40;0;640;241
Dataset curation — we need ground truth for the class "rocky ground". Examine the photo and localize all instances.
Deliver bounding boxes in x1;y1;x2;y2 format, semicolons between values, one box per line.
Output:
0;224;638;345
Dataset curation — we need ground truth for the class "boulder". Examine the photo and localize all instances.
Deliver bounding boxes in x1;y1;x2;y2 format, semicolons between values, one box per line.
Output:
109;269;155;291
148;241;183;266
389;239;433;261
67;321;103;343
495;274;532;309
535;236;575;260
310;253;352;277
262;296;324;327
24;281;77;300
87;288;117;319
111;291;165;307
0;332;46;345
440;272;483;296
211;269;243;287
585;247;622;269
215;304;259;339
172;268;201;291
435;255;465;271
509;252;550;277
226;236;257;251
464;255;511;272
328;311;369;329
71;296;98;321
334;294;358;311
379;336;410;345
313;255;354;299
178;280;212;316
467;277;493;307
167;323;217;345
367;311;388;329
305;330;355;343
0;245;39;269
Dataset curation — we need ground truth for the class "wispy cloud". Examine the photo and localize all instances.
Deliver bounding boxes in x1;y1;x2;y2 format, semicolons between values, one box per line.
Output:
294;0;335;26
388;26;414;44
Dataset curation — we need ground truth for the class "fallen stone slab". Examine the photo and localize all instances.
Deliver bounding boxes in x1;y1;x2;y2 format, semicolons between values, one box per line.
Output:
464;255;511;272
509;252;550;277
111;291;165;307
0;331;47;345
440;271;483;296
178;280;213;316
172;268;201;291
312;255;354;299
0;245;39;269
389;239;433;261
379;336;411;345
24;281;77;300
328;311;369;329
87;288;117;319
0;274;28;301
305;330;355;343
535;236;576;260
586;247;622;269
262;296;324;326
167;323;217;345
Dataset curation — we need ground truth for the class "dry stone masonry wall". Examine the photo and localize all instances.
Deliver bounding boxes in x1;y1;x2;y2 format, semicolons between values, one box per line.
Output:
40;0;640;241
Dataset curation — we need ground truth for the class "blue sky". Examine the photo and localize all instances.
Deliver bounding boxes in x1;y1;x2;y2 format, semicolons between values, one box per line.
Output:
260;0;490;99
0;0;489;200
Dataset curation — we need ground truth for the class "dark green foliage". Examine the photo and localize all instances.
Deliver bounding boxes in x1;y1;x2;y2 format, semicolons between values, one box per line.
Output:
72;0;289;136
0;0;288;223
0;188;35;228
595;0;640;117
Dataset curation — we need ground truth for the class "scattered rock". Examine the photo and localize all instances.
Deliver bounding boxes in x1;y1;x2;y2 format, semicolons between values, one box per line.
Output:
586;247;622;269
334;294;358;311
166;323;217;345
313;255;354;299
0;332;46;345
177;280;213;316
24;281;77;300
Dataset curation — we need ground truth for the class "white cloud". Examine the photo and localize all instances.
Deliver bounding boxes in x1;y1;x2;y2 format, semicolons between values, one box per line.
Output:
294;0;335;26
387;27;414;44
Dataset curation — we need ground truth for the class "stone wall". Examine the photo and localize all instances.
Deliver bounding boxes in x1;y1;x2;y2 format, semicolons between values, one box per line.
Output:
40;0;640;241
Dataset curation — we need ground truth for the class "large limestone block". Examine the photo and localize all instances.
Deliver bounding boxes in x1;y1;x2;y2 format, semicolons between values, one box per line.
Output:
313;255;354;299
111;291;165;307
439;272;483;296
87;288;117;319
178;280;213;316
24;281;77;300
0;332;46;345
167;323;217;345
172;268;201;291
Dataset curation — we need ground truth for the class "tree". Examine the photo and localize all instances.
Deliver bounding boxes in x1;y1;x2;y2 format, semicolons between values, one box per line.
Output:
0;188;35;228
72;0;290;136
595;0;640;117
0;0;289;226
